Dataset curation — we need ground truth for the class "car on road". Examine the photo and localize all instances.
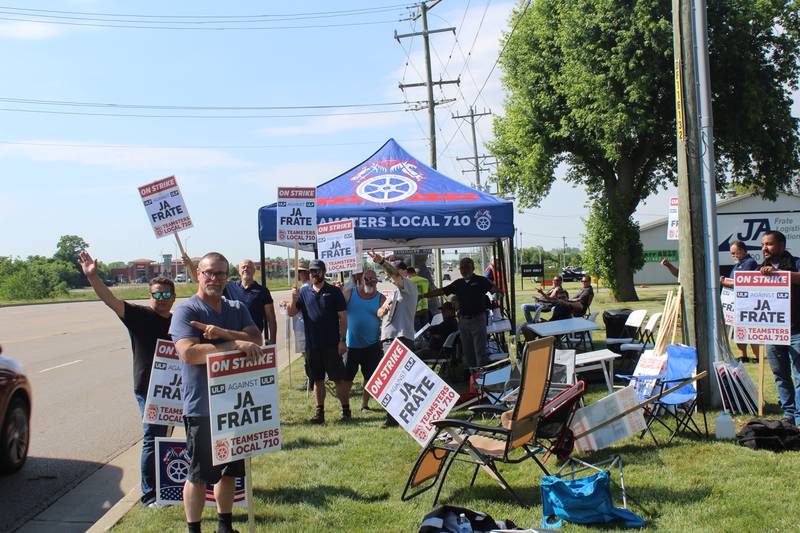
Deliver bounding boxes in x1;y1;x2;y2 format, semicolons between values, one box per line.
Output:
0;345;31;474
561;268;586;282
175;273;188;283
443;273;451;281
135;276;148;284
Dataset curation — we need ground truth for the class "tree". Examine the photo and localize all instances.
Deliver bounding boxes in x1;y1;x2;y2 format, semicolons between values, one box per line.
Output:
54;235;89;287
491;0;800;300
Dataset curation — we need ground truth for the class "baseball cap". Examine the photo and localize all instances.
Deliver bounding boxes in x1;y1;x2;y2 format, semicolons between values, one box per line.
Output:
309;259;326;271
392;260;408;270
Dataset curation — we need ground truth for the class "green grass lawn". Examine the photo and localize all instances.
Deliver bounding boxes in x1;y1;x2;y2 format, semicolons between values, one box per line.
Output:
113;348;797;532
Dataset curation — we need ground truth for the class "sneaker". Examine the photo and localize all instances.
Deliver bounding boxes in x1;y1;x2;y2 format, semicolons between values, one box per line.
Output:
381;418;399;429
360;406;373;412
147;501;168;509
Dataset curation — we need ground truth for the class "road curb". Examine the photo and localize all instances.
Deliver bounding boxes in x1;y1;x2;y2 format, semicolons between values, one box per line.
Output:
85;487;140;533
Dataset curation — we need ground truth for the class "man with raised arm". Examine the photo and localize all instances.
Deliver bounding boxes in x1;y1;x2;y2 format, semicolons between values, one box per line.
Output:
78;250;175;508
169;252;262;533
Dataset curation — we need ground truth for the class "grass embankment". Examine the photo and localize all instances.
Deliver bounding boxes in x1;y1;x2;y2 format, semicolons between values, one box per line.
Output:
0;280;291;306
114;283;797;532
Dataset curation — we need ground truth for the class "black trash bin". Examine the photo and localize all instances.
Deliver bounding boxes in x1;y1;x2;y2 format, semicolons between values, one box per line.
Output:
603;309;633;340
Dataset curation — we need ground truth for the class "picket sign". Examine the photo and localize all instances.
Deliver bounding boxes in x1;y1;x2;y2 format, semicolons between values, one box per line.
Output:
277;187;316;244
138;176;193;238
142;339;183;426
666;196;679;240
733;271;791;345
316;219;358;273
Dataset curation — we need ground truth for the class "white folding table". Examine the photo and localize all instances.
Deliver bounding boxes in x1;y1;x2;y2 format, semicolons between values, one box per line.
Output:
574;349;622;394
526;317;601;350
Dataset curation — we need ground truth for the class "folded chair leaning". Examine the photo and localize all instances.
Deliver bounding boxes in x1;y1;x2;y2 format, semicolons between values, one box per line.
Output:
402;336;586;506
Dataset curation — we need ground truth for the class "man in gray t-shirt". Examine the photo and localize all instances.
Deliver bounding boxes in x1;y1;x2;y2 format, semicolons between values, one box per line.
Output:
369;251;418;427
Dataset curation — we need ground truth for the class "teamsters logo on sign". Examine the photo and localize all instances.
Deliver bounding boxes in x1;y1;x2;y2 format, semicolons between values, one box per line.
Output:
350;159;426;204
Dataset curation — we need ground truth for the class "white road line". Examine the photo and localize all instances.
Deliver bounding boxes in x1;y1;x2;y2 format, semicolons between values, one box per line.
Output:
39;359;83;373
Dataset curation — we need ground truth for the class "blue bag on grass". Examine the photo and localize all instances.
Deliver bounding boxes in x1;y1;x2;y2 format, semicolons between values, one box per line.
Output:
541;470;645;529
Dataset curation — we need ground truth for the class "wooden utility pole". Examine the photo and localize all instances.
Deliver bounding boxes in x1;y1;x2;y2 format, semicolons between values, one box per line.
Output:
672;0;722;407
396;0;459;286
453;107;493;189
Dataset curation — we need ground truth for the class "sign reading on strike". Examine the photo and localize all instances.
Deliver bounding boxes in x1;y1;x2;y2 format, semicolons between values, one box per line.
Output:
733;271;791;345
138;176;193;238
666;196;679;240
143;339;183;426
155;437;246;507
720;287;735;326
316;219;357;273
206;346;281;466
277;187;316;243
366;339;458;446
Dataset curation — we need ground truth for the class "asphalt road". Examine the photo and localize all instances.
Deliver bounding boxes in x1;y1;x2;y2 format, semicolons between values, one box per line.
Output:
0;292;294;532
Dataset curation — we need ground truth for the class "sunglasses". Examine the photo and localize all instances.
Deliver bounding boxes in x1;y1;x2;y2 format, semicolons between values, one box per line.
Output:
309;269;322;275
151;291;173;300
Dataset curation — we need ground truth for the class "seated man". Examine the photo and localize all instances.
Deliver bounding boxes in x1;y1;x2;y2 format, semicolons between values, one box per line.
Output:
417;301;459;357
522;275;570;322
547;275;594;321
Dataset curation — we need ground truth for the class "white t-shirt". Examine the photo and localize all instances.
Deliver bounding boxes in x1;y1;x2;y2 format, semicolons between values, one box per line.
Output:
381;277;418;341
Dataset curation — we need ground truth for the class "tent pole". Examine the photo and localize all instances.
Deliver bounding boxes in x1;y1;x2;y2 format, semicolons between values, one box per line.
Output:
260;241;267;288
435;248;443;288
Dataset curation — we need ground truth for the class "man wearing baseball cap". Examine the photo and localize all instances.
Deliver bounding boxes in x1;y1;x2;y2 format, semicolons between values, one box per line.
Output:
288;259;351;423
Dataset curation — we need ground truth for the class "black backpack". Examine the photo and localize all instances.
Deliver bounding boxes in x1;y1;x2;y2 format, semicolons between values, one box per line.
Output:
737;419;800;452
418;505;519;533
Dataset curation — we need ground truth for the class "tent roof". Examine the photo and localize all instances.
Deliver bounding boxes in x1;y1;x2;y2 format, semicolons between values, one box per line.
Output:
258;138;514;250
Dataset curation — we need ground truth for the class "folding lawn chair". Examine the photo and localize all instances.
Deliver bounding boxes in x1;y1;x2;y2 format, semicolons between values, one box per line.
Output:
619;312;662;357
402;337;586;506
605;309;648;350
565;311;599;352
620;344;708;445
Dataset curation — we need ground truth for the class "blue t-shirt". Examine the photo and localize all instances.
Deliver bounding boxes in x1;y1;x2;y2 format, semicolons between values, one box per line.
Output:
295;282;346;350
169;295;255;417
731;254;759;273
223;280;273;334
346;290;381;348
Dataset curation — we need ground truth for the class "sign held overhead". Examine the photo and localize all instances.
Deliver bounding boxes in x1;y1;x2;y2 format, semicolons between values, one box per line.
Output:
138;176;193;238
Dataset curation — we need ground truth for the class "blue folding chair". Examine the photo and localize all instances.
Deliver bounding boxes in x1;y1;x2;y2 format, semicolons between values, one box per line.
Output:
621;344;708;446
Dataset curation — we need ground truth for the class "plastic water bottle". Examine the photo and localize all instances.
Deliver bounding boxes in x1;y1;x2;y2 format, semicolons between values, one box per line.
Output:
715;411;736;440
457;513;473;533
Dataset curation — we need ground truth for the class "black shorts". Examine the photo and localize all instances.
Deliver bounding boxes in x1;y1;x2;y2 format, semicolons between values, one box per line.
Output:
184;416;245;484
305;345;347;382
344;343;382;381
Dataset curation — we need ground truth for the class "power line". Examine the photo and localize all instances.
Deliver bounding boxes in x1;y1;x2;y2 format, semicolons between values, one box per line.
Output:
0;96;422;111
0;107;410;119
0;15;401;30
0;4;412;19
0;138;427;150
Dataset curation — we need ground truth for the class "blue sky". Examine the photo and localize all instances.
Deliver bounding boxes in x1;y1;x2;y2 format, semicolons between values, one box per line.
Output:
0;1;796;265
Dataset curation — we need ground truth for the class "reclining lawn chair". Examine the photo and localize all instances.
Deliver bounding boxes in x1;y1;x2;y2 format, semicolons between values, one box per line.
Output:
619;344;708;445
402;337;586;506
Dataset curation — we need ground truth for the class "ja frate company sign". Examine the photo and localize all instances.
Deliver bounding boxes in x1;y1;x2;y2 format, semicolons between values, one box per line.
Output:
206;346;281;466
277;187;316;243
366;339;458;446
143;339;183;426
316;219;357;273
666;196;679;241
138;176;193;238
733;271;791;345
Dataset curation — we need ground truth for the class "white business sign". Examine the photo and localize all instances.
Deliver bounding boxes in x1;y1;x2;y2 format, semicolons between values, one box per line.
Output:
720;287;736;326
138;176;193;238
143;339;184;426
366;339;458;446
207;346;281;466
666;196;679;240
733;271;791;345
717;212;800;266
317;219;357;273
277;187;316;243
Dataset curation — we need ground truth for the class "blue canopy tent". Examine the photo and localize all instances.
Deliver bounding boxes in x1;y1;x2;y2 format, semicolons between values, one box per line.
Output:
257;138;517;323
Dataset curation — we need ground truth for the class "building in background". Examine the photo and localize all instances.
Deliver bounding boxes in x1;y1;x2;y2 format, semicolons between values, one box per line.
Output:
635;192;799;285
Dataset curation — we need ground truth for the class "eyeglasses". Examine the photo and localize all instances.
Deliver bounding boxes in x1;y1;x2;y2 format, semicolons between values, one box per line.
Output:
200;270;228;280
151;291;173;300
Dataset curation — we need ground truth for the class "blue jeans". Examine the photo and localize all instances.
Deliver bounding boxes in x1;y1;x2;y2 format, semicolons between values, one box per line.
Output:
765;334;800;424
135;393;169;504
521;303;545;323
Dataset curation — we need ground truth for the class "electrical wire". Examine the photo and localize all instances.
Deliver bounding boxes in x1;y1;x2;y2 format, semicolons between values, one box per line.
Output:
0;107;410;119
0;138;427;150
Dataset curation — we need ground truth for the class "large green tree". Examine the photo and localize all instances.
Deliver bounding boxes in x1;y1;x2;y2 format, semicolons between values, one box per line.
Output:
491;0;800;300
54;235;90;287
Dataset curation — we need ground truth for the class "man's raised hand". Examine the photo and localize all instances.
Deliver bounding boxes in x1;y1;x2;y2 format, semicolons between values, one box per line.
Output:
367;250;384;265
190;320;234;341
78;250;97;277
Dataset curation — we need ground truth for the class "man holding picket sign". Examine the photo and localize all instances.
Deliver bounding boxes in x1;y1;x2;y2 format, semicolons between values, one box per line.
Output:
78;250;175;508
170;252;262;533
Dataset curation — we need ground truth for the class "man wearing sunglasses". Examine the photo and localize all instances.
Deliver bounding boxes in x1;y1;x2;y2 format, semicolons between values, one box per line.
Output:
78;250;175;508
170;252;262;533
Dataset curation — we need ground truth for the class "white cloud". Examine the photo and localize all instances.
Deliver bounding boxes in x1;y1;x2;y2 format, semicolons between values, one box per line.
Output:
259;109;418;137
0;140;251;170
0;21;63;40
235;161;351;195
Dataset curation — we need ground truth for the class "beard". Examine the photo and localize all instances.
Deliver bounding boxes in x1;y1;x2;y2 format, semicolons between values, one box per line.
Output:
203;286;222;297
363;284;376;295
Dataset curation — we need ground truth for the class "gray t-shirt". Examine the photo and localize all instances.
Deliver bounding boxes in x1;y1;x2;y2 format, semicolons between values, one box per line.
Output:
381;277;418;341
169;295;255;417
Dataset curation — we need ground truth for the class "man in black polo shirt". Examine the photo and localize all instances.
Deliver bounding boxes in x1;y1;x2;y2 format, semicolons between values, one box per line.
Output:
78;250;174;508
288;259;350;424
424;257;496;367
223;259;277;344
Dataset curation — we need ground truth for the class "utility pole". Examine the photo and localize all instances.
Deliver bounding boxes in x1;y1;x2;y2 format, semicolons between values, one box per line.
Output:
453;107;493;190
562;236;567;268
396;0;459;286
672;0;721;408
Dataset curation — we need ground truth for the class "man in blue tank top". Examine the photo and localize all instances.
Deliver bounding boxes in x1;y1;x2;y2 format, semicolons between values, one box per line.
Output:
343;268;386;412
